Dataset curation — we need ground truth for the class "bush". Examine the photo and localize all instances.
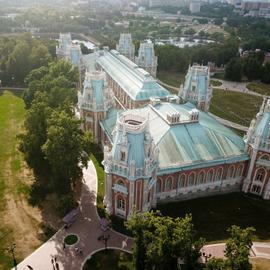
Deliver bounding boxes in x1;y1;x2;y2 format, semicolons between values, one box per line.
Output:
56;194;78;217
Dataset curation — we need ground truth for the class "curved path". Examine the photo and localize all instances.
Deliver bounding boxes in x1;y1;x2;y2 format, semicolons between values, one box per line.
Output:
14;160;133;270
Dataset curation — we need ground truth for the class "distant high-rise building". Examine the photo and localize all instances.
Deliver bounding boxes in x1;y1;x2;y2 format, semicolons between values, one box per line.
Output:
189;1;201;13
116;33;135;61
149;0;182;7
135;41;158;77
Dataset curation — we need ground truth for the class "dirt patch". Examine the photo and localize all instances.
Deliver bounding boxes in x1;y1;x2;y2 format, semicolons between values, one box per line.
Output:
1;156;43;259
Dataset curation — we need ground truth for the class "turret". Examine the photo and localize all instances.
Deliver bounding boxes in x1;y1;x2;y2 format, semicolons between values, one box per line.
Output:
56;33;72;59
179;64;212;112
78;71;114;143
103;112;159;218
116;33;135;61
243;97;270;200
135;40;158;77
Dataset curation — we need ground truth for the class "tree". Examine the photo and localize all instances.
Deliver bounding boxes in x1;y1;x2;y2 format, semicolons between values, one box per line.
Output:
126;211;204;270
6;40;31;83
242;56;263;81
29;44;51;69
42;108;91;194
206;258;227;270
225;225;255;270
19;92;52;181
225;58;242;82
262;62;270;84
23;60;78;109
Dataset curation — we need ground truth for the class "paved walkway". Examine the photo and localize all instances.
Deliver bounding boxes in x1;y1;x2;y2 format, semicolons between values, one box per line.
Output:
15;161;133;270
213;79;266;98
201;242;270;262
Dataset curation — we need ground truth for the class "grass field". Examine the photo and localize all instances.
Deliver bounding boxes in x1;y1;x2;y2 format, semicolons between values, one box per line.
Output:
247;82;270;96
209;88;262;126
158;192;270;243
83;249;133;270
0;90;43;269
251;258;270;270
157;70;185;88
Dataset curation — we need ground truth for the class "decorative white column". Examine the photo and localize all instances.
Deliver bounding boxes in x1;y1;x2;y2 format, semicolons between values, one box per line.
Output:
243;148;258;193
128;181;135;218
104;173;113;214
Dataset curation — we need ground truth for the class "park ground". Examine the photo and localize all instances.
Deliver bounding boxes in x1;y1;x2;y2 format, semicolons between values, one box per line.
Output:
158;192;270;243
2;90;270;269
0;90;44;269
0;90;60;270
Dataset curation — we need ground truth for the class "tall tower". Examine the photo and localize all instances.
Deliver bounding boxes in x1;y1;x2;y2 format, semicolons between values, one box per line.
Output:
135;40;158;77
179;64;212;112
56;33;72;59
56;33;83;85
243;97;270;200
116;33;135;61
103;112;159;219
78;71;114;143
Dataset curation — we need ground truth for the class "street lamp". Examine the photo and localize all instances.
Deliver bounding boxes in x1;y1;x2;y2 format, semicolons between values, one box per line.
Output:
7;243;17;268
202;252;212;263
98;234;110;250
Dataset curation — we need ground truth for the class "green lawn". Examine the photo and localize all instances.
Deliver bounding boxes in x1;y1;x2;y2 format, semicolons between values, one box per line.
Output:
83;249;133;270
158;193;270;243
251;258;270;270
247;82;270;96
90;147;106;218
0;90;26;268
157;70;185;88
209;88;262;126
210;80;222;87
212;73;225;80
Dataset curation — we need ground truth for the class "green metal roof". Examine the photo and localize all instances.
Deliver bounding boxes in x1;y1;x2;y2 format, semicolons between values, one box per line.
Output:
96;50;170;101
102;102;248;175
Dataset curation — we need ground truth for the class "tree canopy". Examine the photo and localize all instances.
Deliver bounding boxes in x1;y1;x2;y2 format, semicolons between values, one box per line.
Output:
19;60;91;215
0;33;52;85
126;211;204;270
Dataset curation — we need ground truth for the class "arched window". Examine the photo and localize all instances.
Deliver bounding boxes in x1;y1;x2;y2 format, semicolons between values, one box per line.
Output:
255;168;266;183
260;154;269;160
251;185;261;194
117;196;125;211
166;177;173;191
206;170;214;183
228;166;235;179
178;175;186;189
236;165;243;177
215;168;223;181
156;178;162;193
188;173;196;186
117;180;125;186
197;171;205;185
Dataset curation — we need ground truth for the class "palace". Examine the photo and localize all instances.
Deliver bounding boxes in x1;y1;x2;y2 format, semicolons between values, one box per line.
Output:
58;33;270;219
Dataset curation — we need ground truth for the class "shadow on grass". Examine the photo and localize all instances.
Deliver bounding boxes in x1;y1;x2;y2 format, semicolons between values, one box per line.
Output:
157;192;270;242
82;249;133;270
